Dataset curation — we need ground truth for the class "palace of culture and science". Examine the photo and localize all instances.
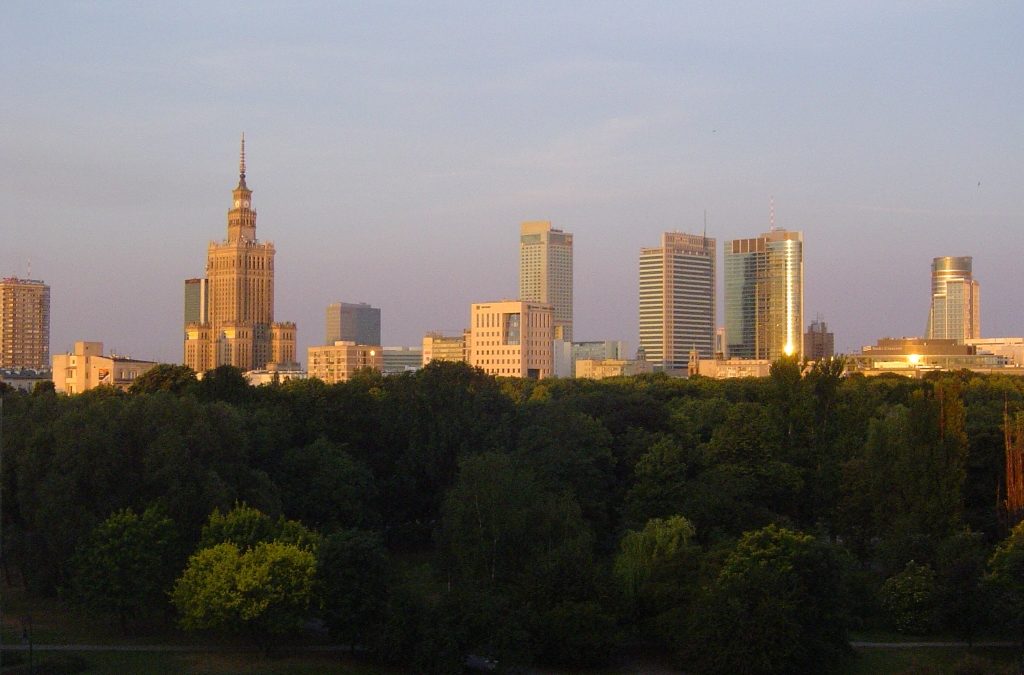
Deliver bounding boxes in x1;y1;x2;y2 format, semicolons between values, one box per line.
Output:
183;136;297;373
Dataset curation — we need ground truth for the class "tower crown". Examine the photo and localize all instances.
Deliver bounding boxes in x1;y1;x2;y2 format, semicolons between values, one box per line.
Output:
228;133;256;242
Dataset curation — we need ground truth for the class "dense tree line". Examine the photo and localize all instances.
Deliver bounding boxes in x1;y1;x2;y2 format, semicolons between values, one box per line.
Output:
3;359;1024;672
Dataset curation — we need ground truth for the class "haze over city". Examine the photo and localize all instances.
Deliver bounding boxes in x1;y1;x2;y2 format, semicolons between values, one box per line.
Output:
3;2;1022;364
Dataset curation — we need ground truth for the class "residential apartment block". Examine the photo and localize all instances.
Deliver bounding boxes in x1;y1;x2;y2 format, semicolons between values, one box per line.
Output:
0;277;50;370
307;341;382;384
53;341;157;393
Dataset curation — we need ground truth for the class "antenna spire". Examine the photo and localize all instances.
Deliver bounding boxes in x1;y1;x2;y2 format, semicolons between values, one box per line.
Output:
239;133;246;178
769;195;776;231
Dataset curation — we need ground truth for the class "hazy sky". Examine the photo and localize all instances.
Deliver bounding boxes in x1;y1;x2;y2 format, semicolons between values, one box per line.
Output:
3;2;1022;363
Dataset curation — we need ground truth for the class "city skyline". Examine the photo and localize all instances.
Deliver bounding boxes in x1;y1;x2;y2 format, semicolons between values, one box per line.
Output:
4;3;1022;363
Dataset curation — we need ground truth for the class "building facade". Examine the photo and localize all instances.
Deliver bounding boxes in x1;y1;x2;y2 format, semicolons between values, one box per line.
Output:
804;319;835;360
926;256;980;342
639;232;716;372
0;277;50;370
383;346;422;374
53;341;157;393
844;336;1016;376
183;278;208;325
724;229;804;360
307;341;382;384
469;300;553;379
967;337;1024;367
184;137;297;373
422;332;466;366
326;302;381;346
576;358;653;379
520;221;573;342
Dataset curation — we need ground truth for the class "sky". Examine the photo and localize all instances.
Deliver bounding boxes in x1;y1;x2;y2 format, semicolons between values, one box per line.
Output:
3;2;1023;364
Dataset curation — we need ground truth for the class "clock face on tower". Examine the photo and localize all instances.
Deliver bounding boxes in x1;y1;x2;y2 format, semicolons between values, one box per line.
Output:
243;200;249;207
234;200;240;207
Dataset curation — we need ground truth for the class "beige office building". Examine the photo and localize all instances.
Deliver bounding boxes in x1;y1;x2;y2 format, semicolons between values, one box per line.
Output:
576;359;653;379
639;232;716;372
184;136;297;373
1;277;50;370
520;221;573;342
968;337;1024;366
422;332;467;366
307;341;383;384
469;300;553;379
53;341;157;394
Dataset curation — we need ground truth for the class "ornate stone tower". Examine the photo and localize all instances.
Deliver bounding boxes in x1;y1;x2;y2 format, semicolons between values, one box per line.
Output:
184;136;297;373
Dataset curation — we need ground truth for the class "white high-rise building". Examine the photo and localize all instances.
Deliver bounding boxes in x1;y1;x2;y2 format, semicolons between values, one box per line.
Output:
639;232;716;372
520;221;573;342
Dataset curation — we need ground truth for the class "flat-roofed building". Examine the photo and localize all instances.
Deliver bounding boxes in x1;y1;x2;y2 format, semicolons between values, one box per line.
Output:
383;346;422;374
0;368;51;392
690;357;774;379
53;341;158;394
640;232;715;373
184;278;208;325
520;221;573;342
844;336;1018;376
967;337;1024;366
0;277;50;370
573;340;628;362
422;332;466;366
307;341;382;384
724;229;803;360
805;319;835;360
244;365;307;386
576;358;653;379
469;300;553;379
326;302;381;346
570;340;628;377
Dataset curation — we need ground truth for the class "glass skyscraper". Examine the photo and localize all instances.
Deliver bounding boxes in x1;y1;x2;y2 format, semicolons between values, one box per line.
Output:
926;256;980;342
724;229;803;360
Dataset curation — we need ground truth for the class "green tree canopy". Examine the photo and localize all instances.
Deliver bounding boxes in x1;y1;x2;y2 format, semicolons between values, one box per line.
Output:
317;529;389;648
128;363;197;395
685;524;850;674
70;505;178;632
199;503;319;552
172;540;316;646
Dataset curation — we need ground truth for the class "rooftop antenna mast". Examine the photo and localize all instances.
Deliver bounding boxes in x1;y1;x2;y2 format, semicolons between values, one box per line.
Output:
27;259;31;279
703;210;708;251
769;196;776;231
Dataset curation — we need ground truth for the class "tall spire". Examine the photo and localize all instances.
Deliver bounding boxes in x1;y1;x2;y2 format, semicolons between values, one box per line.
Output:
237;131;245;179
228;134;255;241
